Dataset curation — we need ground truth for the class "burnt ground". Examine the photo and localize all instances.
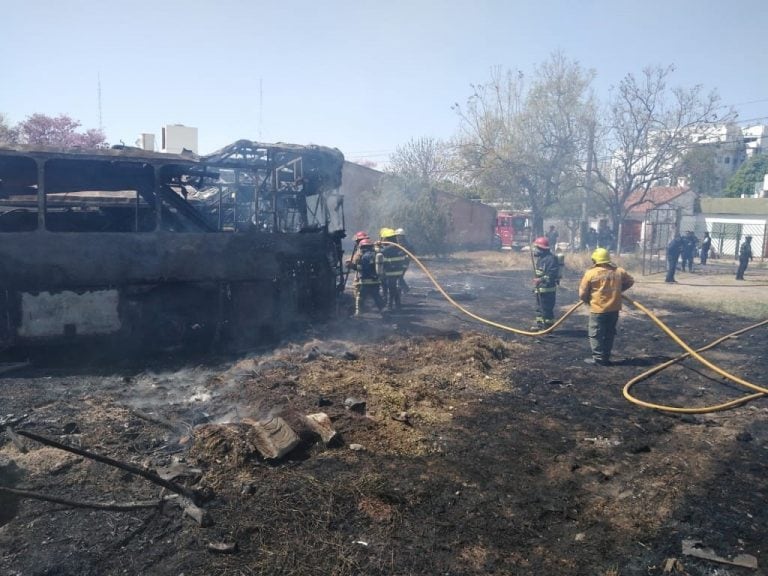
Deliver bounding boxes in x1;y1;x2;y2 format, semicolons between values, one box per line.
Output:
1;252;768;576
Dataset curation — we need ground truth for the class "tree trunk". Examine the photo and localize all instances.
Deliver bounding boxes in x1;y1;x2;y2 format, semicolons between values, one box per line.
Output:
611;210;622;255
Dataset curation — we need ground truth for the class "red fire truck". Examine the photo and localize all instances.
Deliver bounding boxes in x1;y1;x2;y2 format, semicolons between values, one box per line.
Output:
494;210;532;250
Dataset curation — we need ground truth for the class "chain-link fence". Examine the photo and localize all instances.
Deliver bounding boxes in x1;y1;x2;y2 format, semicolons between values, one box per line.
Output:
708;222;765;261
641;207;766;275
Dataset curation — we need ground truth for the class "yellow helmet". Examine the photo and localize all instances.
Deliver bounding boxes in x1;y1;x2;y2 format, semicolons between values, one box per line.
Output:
379;227;397;239
591;248;611;264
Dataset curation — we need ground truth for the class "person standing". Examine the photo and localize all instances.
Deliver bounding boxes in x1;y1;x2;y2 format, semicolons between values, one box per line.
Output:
735;235;754;280
680;231;698;272
578;248;635;366
546;225;559;251
587;228;598;251
700;231;712;265
380;228;409;310
394;228;412;294
532;236;560;330
347;231;369;268
350;238;385;316
665;234;683;283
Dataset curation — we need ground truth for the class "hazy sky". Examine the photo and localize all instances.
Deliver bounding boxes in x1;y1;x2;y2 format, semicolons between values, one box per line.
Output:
4;0;768;165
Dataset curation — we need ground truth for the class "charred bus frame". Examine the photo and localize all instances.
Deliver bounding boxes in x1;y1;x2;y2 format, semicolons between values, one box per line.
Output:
0;140;346;353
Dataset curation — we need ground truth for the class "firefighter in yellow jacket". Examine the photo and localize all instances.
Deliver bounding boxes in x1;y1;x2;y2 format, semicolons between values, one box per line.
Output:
578;248;634;366
378;227;409;310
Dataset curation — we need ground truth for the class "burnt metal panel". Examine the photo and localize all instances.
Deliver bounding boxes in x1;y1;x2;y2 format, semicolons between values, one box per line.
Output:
0;141;346;353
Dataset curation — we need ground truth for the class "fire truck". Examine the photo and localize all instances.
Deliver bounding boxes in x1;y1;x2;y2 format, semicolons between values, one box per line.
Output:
494;210;532;250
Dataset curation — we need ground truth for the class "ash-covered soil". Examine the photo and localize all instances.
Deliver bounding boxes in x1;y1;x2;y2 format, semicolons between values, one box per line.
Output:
1;253;767;576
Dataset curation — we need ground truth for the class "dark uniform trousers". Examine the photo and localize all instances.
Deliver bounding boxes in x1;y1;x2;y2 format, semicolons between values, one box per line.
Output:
588;311;619;362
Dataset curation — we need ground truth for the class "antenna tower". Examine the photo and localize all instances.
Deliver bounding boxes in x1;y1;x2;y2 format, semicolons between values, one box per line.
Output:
259;78;263;139
97;73;103;131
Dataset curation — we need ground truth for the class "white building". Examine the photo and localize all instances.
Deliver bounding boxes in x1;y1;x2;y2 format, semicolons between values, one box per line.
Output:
162;124;198;154
742;124;768;158
136;133;155;152
135;125;199;155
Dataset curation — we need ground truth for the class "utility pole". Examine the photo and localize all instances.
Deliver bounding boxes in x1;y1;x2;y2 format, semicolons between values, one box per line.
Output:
581;123;594;250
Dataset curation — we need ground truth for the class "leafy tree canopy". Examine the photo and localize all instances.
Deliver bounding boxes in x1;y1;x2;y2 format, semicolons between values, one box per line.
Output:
12;113;107;149
675;145;722;196
453;52;595;236
723;154;768;198
353;174;451;256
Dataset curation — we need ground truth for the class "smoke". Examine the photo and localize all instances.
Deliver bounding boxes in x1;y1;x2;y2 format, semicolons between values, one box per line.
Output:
354;175;450;255
116;337;362;430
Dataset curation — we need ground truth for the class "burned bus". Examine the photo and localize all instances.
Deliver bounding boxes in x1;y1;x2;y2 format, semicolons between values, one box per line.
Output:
0;140;346;355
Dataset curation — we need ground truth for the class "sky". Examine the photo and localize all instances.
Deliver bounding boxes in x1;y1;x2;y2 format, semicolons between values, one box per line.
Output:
4;0;768;166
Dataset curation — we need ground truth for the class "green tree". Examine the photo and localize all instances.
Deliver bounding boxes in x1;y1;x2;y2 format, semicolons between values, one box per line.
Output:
453;53;595;236
354;174;451;256
723;154;768;198
590;65;731;251
547;184;586;247
675;145;722;196
390;183;451;256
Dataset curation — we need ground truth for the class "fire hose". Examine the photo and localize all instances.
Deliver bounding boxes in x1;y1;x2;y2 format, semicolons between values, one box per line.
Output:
378;241;768;414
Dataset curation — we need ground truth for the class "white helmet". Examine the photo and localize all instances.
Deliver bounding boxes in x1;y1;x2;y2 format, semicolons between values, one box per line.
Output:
395;228;405;235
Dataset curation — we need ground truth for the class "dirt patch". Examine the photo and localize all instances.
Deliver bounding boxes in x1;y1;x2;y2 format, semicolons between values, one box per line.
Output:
0;251;767;576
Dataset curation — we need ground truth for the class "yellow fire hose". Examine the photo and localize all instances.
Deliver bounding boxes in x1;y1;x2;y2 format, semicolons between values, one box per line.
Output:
377;241;583;336
377;241;768;413
621;296;768;413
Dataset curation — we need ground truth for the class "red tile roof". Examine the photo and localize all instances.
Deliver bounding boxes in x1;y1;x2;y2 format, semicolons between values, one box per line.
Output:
625;186;690;213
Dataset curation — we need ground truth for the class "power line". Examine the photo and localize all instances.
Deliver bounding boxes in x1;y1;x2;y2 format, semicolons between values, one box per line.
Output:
728;98;768;107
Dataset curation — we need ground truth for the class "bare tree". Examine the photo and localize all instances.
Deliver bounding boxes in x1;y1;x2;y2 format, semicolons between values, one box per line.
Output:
388;136;453;184
453;53;595;235
591;65;732;251
0;113;19;145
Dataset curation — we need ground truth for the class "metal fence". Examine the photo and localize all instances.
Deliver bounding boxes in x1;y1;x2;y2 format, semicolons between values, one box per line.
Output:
641;207;766;275
641;207;678;276
708;222;765;261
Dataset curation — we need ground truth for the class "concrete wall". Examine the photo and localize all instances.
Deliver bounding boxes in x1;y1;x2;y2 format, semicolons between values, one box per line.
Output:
436;191;496;250
340;162;497;251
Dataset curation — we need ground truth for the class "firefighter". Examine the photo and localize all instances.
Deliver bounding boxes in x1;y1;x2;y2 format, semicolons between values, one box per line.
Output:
349;238;384;316
578;247;634;366
347;231;369;269
394;228;411;294
379;228;409;310
532;236;559;330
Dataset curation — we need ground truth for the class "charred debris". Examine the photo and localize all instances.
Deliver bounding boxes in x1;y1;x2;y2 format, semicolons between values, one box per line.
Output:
0;140;347;355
